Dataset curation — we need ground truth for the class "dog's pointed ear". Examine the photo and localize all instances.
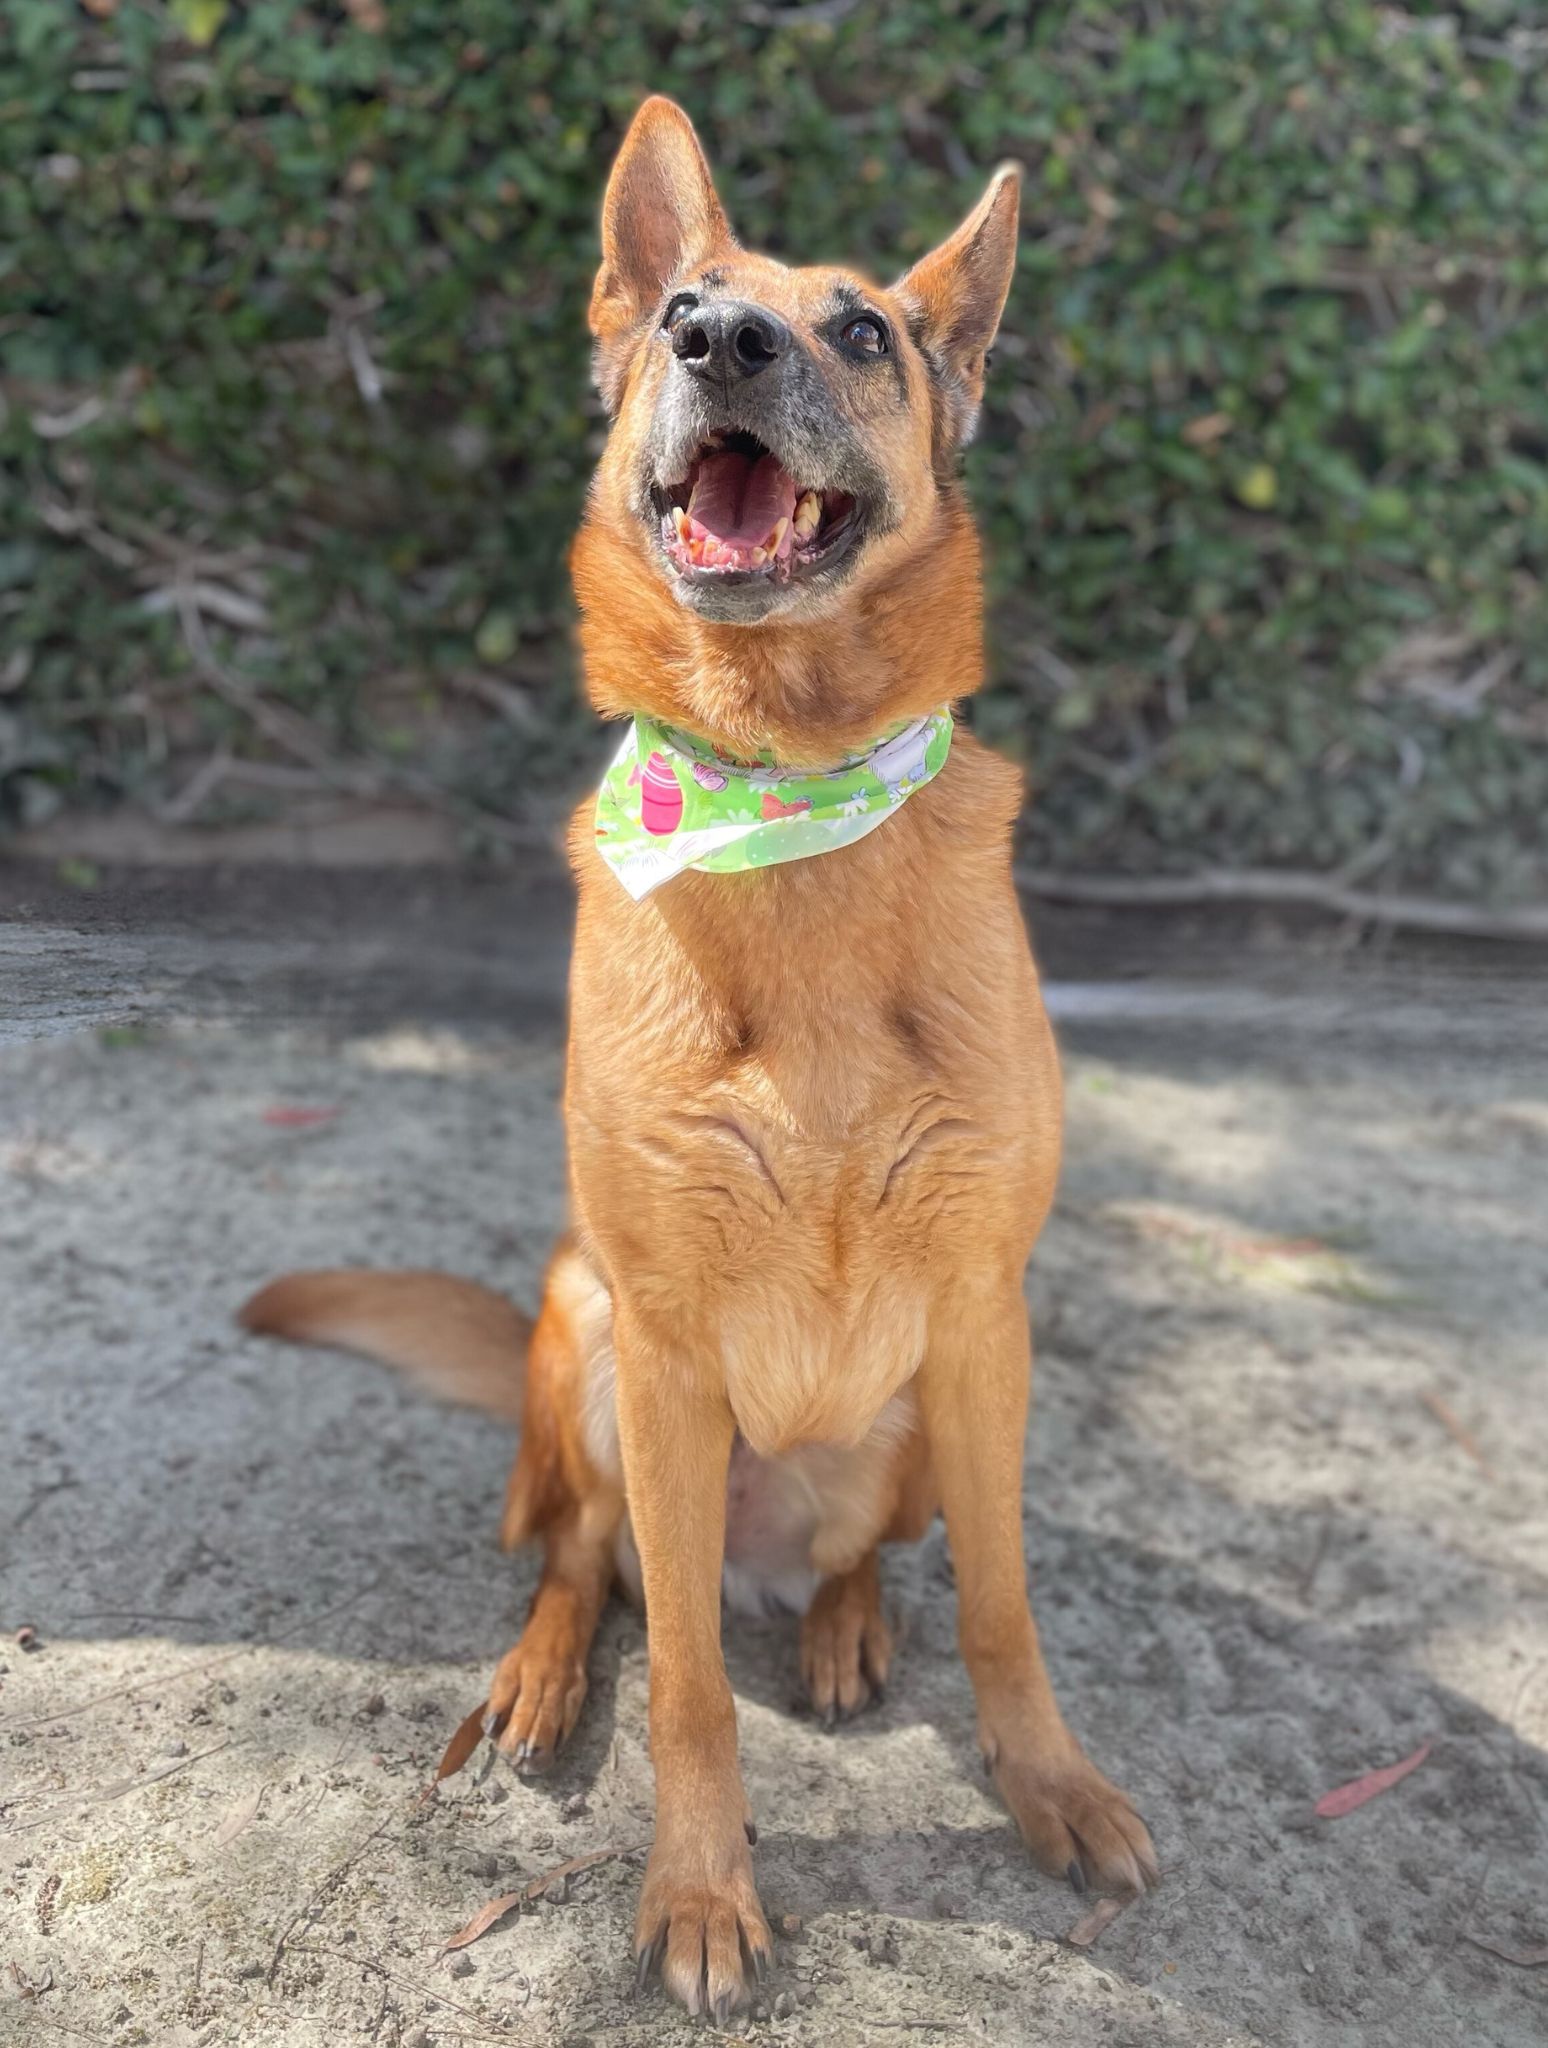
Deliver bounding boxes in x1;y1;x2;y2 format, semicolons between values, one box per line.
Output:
895;164;1020;447
590;97;732;339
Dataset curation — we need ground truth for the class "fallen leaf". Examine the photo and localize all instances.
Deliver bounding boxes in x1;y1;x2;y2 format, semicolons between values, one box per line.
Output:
261;1105;338;1128
1315;1739;1432;1818
440;1886;523;1953
213;1785;264;1848
1104;1201;1398;1303
440;1842;648;1953
1067;1894;1135;1948
1462;1934;1548;1969
432;1701;490;1788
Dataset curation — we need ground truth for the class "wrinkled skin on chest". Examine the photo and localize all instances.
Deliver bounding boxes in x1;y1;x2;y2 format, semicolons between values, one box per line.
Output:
565;732;1061;1459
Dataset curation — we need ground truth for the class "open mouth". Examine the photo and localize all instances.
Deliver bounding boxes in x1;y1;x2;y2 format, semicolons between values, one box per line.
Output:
652;431;860;583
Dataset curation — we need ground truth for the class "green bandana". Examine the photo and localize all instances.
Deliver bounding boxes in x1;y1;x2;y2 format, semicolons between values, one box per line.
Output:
593;707;953;901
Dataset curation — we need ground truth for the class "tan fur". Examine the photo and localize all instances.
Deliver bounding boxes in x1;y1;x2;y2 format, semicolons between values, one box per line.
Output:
240;96;1155;2022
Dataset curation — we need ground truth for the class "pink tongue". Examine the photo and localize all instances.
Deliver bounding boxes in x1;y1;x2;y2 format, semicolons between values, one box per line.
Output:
688;451;797;544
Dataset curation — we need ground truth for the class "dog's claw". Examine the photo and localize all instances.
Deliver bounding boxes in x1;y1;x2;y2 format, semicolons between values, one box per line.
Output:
712;1989;736;2027
635;1929;665;1993
1067;1859;1086;1895
744;1818;758;1846
480;1707;502;1741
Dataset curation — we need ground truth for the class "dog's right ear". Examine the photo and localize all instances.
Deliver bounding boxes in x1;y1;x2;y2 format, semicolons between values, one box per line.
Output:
589;97;732;341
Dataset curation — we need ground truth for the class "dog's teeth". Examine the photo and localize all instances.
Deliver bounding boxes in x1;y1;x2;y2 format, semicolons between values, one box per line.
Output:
672;506;688;541
766;517;789;554
793;492;821;541
749;546;768;566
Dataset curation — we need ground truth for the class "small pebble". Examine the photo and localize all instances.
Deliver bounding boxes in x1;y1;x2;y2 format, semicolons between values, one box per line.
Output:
164;1739;189;1758
447;1951;475;1978
561;1792;588;1821
780;1912;802;1937
774;1992;795;2018
362;1692;386;1717
486;1780;509;1805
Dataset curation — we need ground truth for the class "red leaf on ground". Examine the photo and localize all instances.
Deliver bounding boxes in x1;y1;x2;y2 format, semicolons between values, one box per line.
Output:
261;1106;339;1128
440;1886;523;1954
440;1843;648;1953
433;1702;490;1785
1315;1740;1432;1818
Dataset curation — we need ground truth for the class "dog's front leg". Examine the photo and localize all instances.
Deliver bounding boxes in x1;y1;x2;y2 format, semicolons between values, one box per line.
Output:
920;1285;1159;1897
613;1308;772;2017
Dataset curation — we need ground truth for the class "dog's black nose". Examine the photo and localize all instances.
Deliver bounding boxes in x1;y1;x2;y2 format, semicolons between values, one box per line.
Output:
671;300;789;380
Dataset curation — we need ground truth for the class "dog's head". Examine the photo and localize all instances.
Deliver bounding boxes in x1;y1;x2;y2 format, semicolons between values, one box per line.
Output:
584;97;1019;631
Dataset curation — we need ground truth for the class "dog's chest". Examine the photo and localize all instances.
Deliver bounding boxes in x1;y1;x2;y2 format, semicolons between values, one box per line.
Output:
614;1074;996;1454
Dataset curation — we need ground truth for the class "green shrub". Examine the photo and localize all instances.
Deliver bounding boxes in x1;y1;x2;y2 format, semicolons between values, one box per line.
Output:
3;0;1546;897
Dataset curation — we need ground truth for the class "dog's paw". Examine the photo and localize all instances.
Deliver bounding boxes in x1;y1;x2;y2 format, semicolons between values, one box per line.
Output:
800;1563;891;1725
634;1838;773;2020
483;1633;588;1776
989;1741;1157;1897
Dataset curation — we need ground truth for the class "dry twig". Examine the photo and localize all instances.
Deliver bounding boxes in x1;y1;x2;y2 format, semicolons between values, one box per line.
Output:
1016;864;1548;943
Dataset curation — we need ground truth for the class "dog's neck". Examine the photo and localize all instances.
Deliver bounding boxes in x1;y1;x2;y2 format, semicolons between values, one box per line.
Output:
571;488;987;766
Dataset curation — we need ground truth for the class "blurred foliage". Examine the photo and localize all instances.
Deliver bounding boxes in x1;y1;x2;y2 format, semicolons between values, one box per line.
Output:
2;0;1547;895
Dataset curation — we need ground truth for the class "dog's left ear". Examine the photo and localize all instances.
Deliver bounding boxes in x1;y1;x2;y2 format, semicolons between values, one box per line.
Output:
590;97;732;341
895;164;1020;448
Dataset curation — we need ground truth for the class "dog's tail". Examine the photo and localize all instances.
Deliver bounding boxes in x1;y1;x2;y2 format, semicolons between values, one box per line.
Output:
238;1270;529;1424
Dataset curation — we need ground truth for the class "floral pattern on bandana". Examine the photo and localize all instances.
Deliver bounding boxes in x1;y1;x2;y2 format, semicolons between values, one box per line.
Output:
593;707;954;901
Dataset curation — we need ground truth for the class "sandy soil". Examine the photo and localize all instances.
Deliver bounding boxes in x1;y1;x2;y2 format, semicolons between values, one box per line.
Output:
2;861;1545;2048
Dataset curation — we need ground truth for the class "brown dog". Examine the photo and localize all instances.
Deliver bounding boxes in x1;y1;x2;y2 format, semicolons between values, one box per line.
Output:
242;97;1156;2019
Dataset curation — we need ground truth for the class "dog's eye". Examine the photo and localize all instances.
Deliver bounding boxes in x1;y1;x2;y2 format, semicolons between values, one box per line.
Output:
841;316;887;358
662;293;698;334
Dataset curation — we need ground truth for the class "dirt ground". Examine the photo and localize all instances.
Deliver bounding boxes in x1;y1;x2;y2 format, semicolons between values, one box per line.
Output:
2;855;1545;2048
